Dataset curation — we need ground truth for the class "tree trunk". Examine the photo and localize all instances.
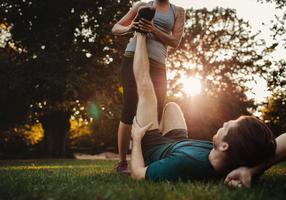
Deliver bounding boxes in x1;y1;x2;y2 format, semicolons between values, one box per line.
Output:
40;110;71;158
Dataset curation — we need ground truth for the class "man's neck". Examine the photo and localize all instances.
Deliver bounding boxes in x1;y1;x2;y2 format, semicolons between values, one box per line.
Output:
208;149;227;174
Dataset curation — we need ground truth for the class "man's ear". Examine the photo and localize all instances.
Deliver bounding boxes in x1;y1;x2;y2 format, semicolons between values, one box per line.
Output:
219;142;229;152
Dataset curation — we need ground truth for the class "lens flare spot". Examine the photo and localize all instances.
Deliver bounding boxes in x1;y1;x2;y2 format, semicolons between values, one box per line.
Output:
87;103;100;120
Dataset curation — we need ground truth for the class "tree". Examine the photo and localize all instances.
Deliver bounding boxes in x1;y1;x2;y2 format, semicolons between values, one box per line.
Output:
261;60;286;136
261;92;286;136
167;8;272;139
257;0;286;135
0;0;133;157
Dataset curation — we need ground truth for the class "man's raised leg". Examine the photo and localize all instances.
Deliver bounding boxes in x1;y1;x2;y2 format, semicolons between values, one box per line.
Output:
130;33;159;180
133;33;159;130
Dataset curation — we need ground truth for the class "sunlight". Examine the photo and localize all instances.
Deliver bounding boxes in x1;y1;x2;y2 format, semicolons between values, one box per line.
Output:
180;76;202;96
245;76;271;103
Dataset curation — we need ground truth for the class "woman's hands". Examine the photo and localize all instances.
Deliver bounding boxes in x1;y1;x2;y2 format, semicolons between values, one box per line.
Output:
127;21;140;32
131;117;153;142
224;167;252;188
137;18;157;33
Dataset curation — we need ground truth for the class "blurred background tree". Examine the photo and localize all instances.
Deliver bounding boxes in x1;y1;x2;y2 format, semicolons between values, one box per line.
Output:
257;0;286;136
166;8;273;139
0;0;285;158
0;0;131;157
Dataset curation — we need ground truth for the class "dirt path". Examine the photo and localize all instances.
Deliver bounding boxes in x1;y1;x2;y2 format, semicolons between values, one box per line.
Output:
74;152;130;160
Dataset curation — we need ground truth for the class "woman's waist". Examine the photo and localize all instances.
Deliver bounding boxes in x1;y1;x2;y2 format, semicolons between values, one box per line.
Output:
125;38;167;55
127;34;166;47
123;52;166;68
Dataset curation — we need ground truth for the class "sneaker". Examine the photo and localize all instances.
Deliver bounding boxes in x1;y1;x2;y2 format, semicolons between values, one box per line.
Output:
116;160;130;174
133;6;156;33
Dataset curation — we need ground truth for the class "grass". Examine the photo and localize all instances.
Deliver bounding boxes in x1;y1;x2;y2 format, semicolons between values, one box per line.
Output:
0;160;286;200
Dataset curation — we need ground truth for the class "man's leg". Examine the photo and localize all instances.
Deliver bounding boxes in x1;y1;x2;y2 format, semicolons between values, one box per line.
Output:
159;102;187;136
133;33;159;129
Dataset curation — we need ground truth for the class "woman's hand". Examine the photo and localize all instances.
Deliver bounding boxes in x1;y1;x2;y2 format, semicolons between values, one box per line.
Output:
128;21;140;32
224;167;252;188
131;117;153;142
138;19;157;33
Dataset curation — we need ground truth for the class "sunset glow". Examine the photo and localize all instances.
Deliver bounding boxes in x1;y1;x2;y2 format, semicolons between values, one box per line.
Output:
180;76;202;96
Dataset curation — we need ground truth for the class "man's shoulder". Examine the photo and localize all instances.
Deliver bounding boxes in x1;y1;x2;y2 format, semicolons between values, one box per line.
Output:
174;139;213;148
170;140;213;162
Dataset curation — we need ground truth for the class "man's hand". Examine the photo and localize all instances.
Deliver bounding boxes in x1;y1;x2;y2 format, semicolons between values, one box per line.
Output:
138;19;156;33
224;167;252;188
131;117;153;141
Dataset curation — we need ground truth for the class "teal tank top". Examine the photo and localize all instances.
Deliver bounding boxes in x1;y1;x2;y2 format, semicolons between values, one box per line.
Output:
125;1;176;65
144;140;216;181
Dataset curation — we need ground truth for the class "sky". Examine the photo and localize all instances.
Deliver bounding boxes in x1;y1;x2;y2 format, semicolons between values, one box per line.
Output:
171;0;284;53
144;0;281;30
142;0;284;103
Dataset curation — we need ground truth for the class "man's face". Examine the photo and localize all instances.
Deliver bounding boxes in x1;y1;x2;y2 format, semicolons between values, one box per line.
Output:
209;120;239;172
212;120;237;151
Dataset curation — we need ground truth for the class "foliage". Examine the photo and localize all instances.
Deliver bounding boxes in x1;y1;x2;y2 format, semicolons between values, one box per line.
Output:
258;0;286;9
0;0;133;156
0;0;132;113
0;160;286;200
0;123;43;157
167;8;272;138
256;0;286;134
261;92;286;136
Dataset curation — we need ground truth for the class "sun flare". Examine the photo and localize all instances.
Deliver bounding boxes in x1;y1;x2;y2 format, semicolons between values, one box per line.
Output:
180;76;202;96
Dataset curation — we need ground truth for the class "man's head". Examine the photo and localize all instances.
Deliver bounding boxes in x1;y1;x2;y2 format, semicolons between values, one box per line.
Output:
211;116;276;172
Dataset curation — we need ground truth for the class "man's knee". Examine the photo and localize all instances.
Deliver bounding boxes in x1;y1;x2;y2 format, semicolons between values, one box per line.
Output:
164;102;182;114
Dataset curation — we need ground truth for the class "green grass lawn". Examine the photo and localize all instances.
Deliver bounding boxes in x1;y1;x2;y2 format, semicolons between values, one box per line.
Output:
0;159;286;200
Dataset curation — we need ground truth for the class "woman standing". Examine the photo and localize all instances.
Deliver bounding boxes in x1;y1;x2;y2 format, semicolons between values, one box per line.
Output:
112;0;185;173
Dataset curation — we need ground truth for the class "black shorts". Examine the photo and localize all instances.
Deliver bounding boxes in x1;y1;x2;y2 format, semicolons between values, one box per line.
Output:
142;129;188;153
120;55;167;125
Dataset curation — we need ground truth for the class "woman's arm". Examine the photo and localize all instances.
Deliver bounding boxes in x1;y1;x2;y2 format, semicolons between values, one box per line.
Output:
111;2;146;35
224;132;286;188
138;6;185;48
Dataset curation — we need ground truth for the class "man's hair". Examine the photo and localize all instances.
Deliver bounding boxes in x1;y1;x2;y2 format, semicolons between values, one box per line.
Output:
223;116;276;168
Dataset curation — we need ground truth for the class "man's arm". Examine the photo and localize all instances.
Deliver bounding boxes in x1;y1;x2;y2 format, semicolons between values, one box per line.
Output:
225;133;286;188
130;118;152;180
138;6;185;48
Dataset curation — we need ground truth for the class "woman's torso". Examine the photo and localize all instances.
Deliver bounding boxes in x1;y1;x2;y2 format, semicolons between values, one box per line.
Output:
125;1;176;65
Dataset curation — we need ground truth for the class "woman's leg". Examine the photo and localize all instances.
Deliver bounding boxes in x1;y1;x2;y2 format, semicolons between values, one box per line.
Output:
116;56;137;172
117;122;131;162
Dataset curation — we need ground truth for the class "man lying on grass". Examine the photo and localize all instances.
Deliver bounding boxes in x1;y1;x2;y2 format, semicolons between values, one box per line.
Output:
130;32;286;185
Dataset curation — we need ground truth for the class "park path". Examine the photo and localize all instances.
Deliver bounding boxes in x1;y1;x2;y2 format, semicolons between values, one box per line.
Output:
75;152;130;160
